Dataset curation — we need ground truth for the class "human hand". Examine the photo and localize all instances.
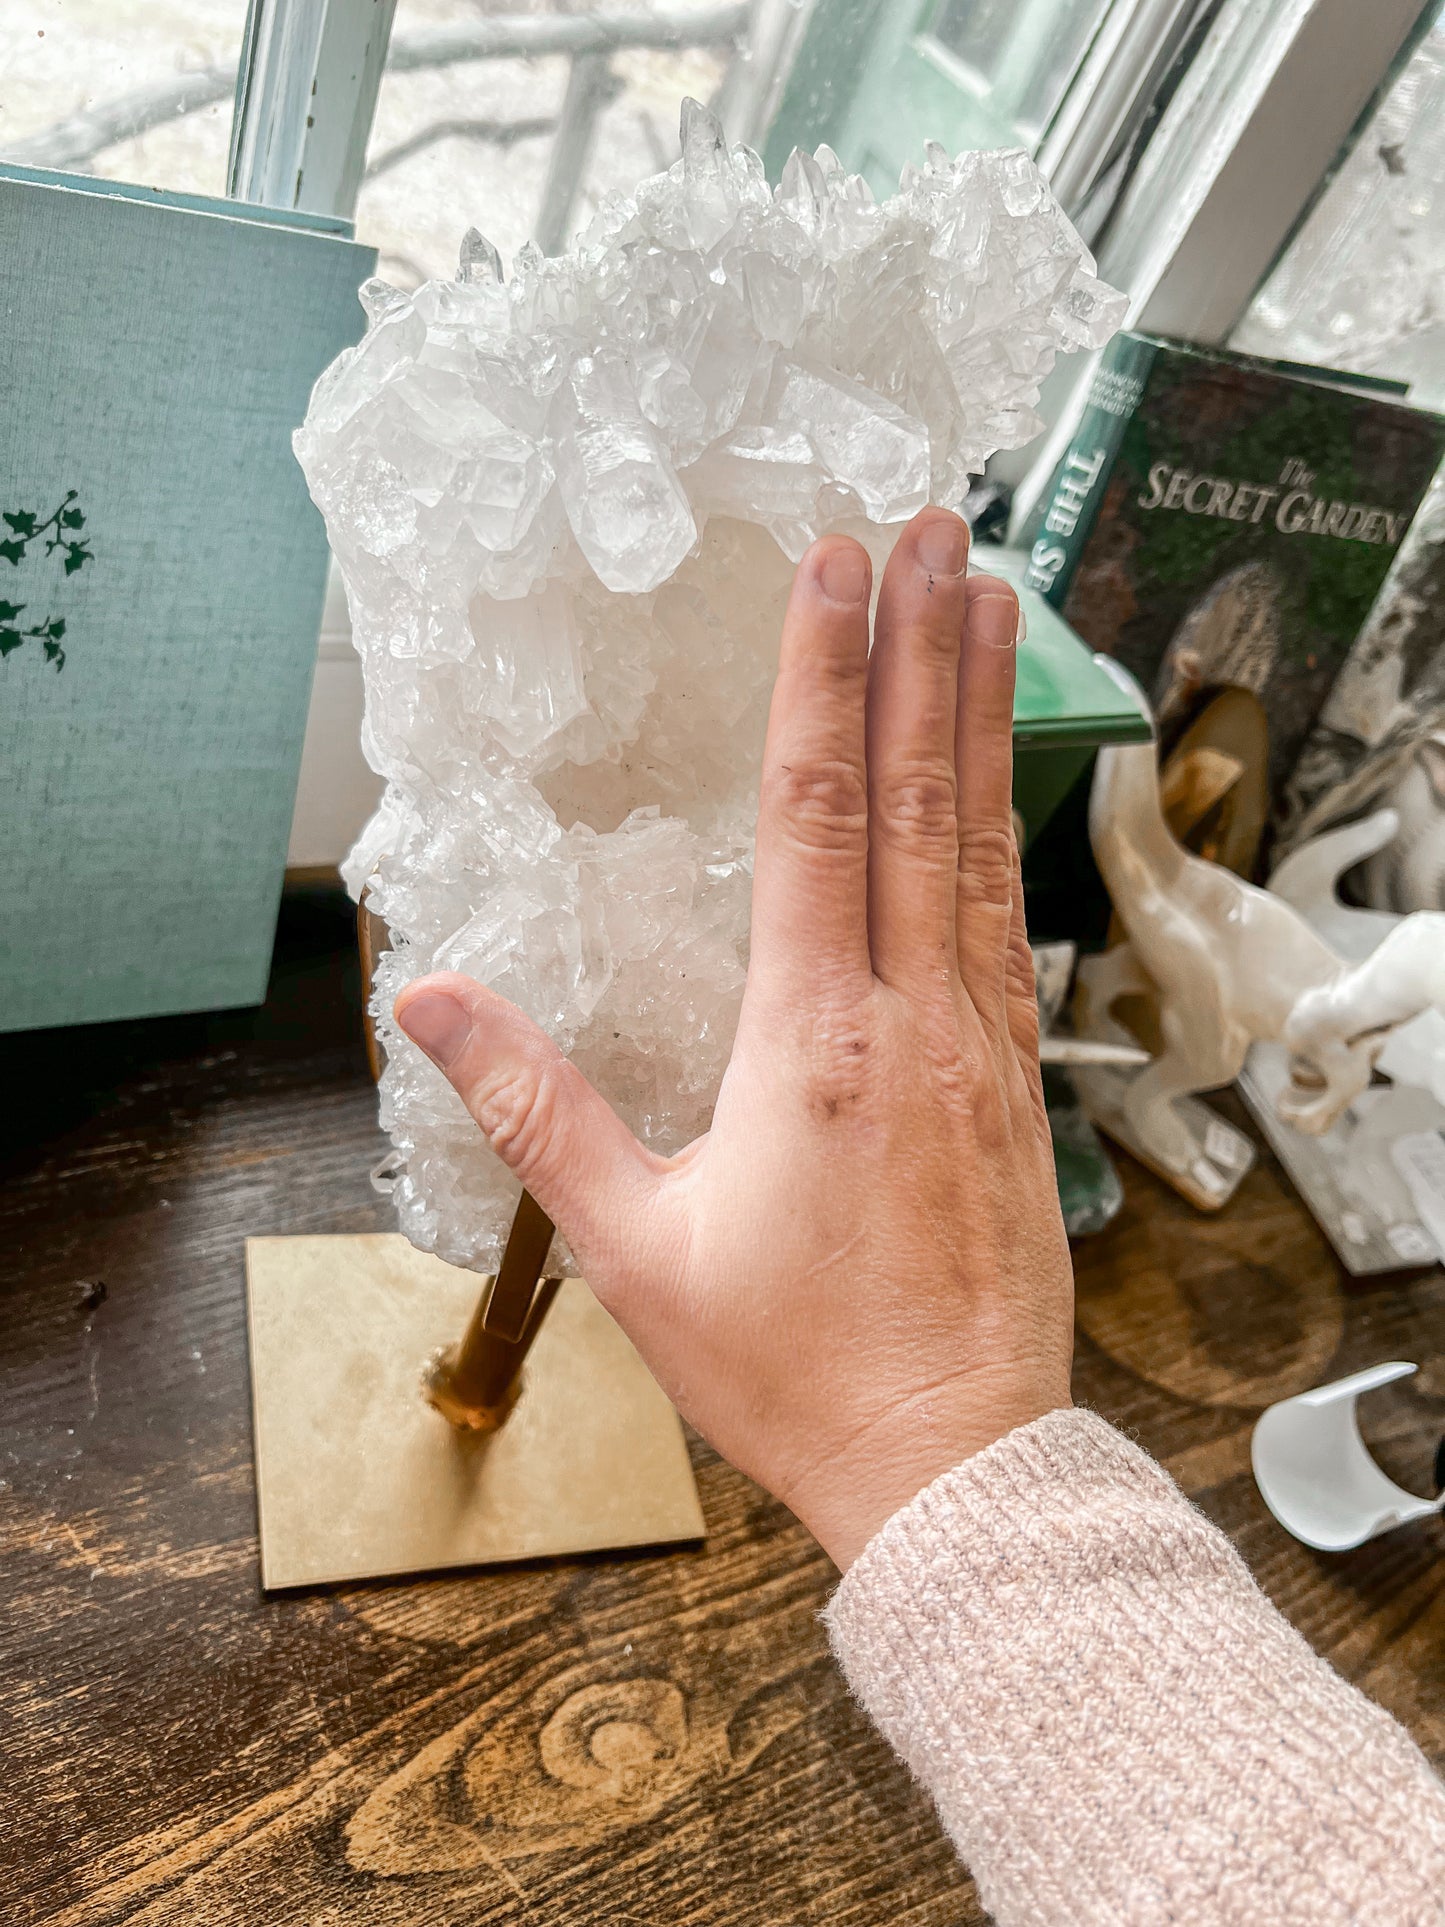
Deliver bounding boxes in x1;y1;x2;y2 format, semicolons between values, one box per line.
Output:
395;506;1074;1569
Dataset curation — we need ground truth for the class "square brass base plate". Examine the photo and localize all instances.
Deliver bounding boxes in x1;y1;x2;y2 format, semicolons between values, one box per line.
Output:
246;1234;704;1590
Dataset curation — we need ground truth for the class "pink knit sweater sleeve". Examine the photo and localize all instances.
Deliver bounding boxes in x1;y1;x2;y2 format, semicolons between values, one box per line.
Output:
824;1407;1445;1926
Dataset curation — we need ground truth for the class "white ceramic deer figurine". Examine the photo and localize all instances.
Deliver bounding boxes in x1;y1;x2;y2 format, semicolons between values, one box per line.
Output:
1074;671;1445;1210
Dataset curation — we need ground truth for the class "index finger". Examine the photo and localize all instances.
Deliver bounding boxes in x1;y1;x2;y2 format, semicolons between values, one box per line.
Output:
748;536;873;998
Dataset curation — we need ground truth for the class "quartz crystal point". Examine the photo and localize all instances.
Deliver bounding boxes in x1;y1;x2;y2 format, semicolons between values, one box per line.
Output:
295;103;1125;1271
457;225;503;285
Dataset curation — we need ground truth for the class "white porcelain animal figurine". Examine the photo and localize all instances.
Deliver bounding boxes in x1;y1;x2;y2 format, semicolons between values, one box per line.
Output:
1268;807;1445;1109
1362;730;1445;915
1075;679;1445;1209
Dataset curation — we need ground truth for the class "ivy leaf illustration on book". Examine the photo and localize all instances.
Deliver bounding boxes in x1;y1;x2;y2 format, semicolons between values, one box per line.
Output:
1;492;87;563
0;611;65;667
0;491;91;668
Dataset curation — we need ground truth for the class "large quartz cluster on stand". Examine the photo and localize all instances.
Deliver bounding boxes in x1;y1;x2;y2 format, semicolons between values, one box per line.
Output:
295;102;1124;1273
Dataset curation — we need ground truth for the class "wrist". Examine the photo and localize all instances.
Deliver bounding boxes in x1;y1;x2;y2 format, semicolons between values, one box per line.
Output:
788;1380;1074;1571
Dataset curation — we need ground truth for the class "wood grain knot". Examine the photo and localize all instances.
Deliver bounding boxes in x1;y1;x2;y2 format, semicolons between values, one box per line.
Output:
539;1678;689;1801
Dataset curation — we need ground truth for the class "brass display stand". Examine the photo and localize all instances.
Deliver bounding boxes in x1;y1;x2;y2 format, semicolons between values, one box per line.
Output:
245;902;703;1591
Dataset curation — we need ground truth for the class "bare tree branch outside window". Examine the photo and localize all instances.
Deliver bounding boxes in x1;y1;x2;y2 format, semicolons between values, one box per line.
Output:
9;4;750;176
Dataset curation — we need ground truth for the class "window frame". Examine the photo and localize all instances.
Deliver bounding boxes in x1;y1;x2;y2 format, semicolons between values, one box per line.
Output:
1008;0;1434;524
228;0;399;219
1033;0;1207;225
216;0;1436;559
1116;0;1432;345
209;0;1438;864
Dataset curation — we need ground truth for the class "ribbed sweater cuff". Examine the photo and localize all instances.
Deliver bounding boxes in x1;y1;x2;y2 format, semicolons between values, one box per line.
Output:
825;1406;1445;1927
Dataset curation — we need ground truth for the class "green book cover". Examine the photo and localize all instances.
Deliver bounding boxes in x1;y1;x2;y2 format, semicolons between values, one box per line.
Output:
1019;334;1445;824
0;170;373;1033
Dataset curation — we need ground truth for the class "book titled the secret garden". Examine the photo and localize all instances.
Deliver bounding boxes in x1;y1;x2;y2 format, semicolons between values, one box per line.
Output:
1021;334;1445;844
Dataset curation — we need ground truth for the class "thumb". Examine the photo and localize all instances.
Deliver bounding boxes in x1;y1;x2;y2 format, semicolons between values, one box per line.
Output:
394;971;657;1276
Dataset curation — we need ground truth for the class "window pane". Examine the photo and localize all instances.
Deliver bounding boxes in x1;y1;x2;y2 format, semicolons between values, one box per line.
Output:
1232;5;1445;408
357;0;741;289
758;0;1122;207
0;0;245;198
929;0;1112;149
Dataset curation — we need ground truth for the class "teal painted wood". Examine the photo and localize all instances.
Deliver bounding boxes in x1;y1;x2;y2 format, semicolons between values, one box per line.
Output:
0;172;374;1032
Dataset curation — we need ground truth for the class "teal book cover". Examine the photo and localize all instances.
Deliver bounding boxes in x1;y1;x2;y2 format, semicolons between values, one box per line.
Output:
0;171;373;1032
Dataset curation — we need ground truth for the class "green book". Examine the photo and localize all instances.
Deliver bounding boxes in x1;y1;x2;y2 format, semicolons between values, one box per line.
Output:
1018;334;1445;826
981;552;1153;849
0;168;373;1033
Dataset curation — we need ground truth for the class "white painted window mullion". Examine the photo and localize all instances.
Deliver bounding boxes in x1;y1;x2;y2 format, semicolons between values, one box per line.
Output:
229;0;399;221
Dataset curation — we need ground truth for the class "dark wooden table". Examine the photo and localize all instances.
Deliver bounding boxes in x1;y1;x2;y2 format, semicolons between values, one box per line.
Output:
5;888;1445;1926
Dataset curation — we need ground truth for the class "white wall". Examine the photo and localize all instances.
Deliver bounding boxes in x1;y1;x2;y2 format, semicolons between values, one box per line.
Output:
286;565;382;871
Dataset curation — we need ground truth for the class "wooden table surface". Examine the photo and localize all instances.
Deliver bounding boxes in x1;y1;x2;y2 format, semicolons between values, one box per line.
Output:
5;889;1445;1926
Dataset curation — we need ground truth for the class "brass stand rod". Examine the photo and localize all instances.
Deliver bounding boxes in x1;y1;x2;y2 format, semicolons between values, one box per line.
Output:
423;1190;560;1431
357;895;389;1084
356;890;562;1433
479;1188;558;1342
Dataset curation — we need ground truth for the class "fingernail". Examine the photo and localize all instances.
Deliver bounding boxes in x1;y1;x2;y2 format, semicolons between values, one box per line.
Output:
819;543;869;604
915;516;968;577
967;593;1018;649
398;989;472;1068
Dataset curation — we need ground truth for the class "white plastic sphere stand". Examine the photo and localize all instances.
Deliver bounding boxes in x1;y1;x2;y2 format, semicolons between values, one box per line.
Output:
1251;1361;1445;1552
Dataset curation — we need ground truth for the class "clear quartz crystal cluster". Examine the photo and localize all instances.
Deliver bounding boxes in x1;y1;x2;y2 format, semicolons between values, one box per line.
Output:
294;102;1124;1272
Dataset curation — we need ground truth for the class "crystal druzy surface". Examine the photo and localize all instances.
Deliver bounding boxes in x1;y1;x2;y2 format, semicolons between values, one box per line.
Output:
294;103;1124;1271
